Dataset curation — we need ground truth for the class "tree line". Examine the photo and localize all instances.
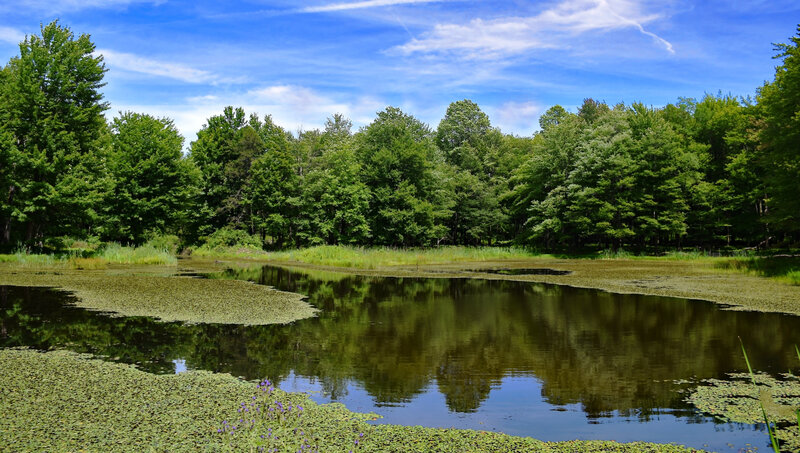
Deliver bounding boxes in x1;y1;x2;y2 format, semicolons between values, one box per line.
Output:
1;21;798;252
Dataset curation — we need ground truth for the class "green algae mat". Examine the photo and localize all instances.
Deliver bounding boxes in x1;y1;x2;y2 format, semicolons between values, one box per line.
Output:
0;349;702;452
0;267;315;325
687;372;800;452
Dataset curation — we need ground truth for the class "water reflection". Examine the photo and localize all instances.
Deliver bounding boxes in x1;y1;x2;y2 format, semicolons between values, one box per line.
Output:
2;266;799;450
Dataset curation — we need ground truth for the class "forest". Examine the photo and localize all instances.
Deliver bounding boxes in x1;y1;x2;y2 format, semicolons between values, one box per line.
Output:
1;20;799;253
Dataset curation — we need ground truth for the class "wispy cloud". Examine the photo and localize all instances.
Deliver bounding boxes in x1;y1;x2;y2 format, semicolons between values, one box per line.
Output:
0;26;24;45
300;0;445;13
395;0;674;59
490;101;541;135
99;49;219;84
110;84;387;145
9;0;162;13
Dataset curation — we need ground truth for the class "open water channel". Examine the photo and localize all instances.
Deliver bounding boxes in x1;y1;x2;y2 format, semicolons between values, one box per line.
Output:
2;264;800;451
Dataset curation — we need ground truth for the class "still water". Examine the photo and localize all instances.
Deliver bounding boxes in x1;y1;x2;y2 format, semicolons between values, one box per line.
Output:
2;265;799;451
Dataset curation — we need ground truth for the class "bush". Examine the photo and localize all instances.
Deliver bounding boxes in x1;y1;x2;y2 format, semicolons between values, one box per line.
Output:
144;234;181;255
201;228;263;251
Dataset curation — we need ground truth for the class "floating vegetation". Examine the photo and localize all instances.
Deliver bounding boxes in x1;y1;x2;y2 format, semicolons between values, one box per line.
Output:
254;255;800;316
0;268;315;325
469;268;572;276
0;349;703;452
687;372;800;451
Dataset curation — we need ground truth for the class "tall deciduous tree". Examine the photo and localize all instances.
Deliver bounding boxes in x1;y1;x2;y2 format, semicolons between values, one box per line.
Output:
248;116;299;248
189;106;249;235
436;99;493;172
0;20;107;247
103;112;200;244
758;26;800;233
357;107;448;246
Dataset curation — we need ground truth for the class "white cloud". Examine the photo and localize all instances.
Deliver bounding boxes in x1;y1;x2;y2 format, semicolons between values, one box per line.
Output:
395;0;674;59
490;101;541;135
0;26;24;45
98;49;219;84
109;85;387;146
300;0;445;13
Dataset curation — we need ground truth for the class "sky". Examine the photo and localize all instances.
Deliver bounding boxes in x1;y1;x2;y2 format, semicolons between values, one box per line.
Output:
0;0;798;144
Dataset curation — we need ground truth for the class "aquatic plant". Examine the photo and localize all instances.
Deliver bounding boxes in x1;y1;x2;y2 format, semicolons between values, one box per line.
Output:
0;268;315;325
740;339;781;452
1;349;703;452
687;342;800;452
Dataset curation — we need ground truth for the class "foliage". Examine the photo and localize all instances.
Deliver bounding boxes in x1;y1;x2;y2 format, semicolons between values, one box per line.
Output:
198;226;263;251
758;26;800;232
0;20;108;248
247;116;300;248
102;112;200;245
356;107;448;246
298;140;371;246
2;21;800;253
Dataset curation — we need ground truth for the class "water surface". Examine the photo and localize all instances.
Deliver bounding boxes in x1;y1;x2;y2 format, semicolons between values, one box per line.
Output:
2;266;799;451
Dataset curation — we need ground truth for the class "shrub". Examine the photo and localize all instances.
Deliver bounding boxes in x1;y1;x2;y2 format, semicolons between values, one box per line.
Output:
201;228;263;251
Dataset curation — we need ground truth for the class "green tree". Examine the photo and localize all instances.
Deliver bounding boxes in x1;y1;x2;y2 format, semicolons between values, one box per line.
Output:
435;99;493;172
248;116;299;248
538;105;569;132
102;112;199;244
578;98;610;125
0;20;107;246
436;100;511;244
299;147;370;246
507;113;584;248
297;115;369;245
627;103;698;247
188;106;249;235
662;95;767;247
356;107;448;246
566;109;637;249
758;25;800;233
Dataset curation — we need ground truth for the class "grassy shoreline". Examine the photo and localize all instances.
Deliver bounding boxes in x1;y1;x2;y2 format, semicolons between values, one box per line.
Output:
194;246;800;316
0;348;702;452
0;242;177;268
4;243;798;318
193;244;800;284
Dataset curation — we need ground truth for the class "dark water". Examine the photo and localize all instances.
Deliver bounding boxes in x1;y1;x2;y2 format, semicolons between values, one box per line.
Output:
2;266;800;452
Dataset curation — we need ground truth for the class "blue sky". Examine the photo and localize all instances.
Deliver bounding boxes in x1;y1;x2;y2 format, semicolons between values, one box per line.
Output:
1;0;798;143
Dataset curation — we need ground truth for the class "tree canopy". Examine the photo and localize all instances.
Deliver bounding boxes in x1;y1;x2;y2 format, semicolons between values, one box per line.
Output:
2;21;800;252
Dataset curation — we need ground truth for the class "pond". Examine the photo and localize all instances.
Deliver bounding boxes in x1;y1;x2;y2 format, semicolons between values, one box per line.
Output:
2;264;799;452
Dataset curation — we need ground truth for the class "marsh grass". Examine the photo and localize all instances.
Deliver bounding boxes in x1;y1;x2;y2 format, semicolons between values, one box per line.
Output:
717;256;800;285
235;245;540;268
199;244;753;268
0;242;176;267
0;251;68;267
98;242;176;265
